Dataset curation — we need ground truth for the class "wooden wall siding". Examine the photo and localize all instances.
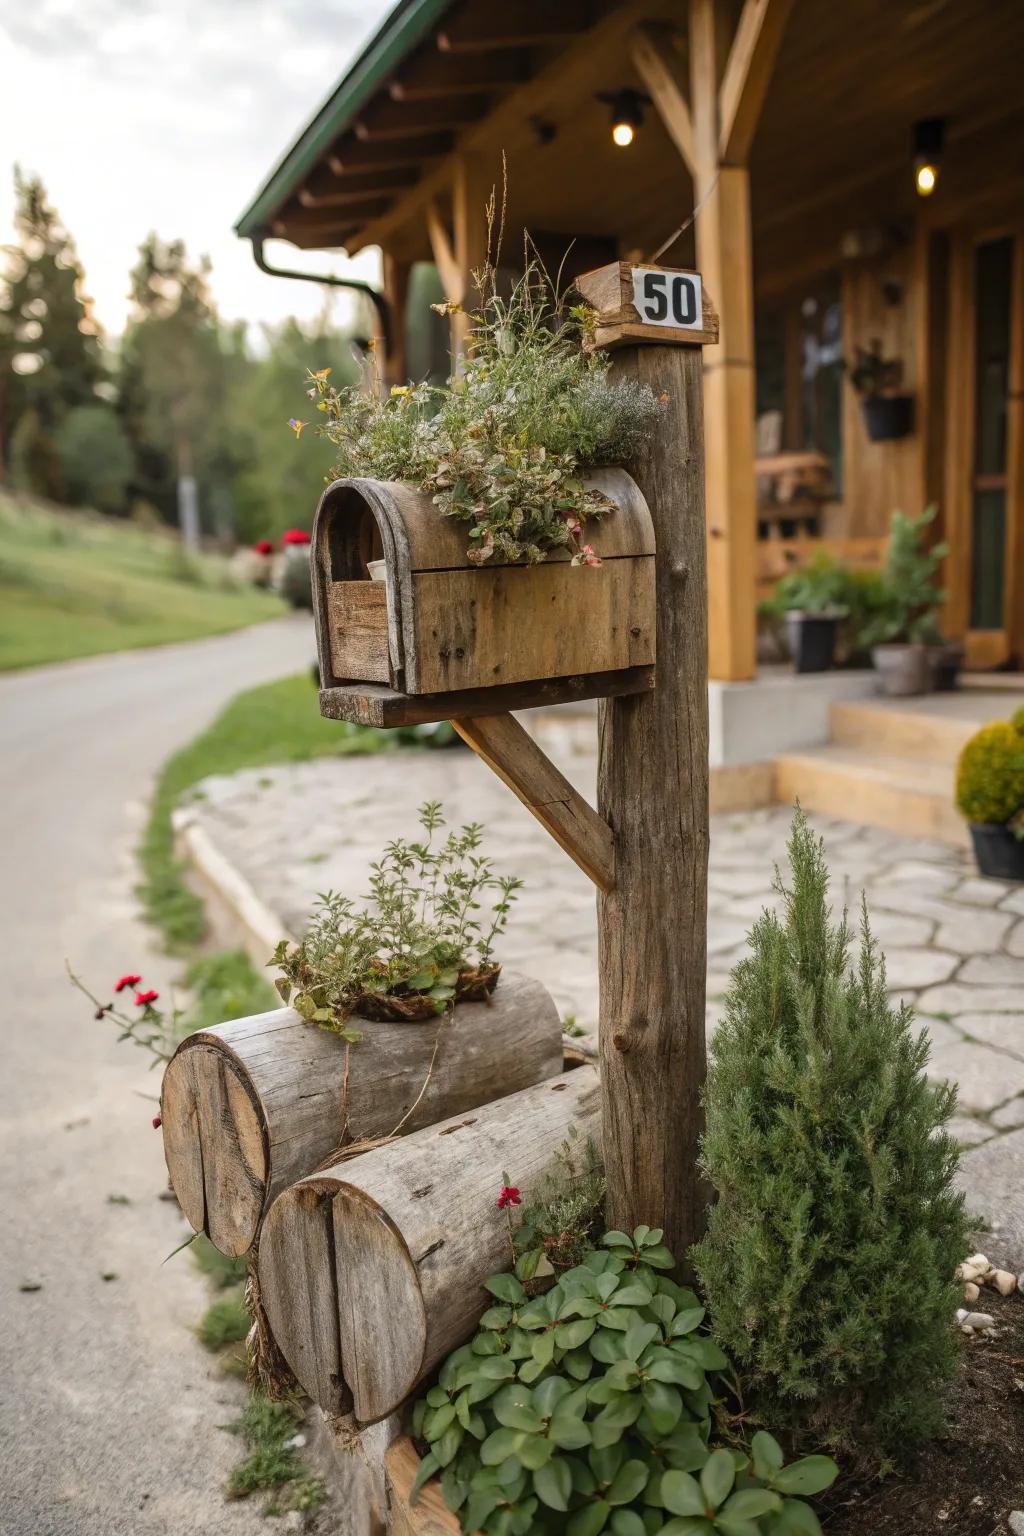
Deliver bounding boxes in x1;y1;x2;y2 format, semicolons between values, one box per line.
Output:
840;244;926;540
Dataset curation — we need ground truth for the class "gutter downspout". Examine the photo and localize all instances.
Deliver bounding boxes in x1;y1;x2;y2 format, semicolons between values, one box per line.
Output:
248;230;392;354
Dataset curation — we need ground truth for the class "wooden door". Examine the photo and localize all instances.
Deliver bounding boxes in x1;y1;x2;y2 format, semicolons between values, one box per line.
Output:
946;227;1024;668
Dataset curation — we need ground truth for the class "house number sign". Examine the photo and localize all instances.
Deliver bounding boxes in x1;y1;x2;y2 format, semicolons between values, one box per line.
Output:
631;267;703;330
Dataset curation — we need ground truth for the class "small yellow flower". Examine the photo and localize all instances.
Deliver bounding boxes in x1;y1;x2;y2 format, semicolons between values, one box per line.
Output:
313;367;332;381
390;385;411;398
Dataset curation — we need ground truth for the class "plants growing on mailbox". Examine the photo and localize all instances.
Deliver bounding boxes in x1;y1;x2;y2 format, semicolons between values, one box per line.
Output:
300;258;664;567
272;801;522;1031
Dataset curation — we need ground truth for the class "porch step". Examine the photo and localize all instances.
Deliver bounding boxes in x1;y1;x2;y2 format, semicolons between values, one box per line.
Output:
830;700;981;766
773;744;968;846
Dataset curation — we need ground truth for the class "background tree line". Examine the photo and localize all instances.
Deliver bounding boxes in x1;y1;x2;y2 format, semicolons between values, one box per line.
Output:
0;169;362;546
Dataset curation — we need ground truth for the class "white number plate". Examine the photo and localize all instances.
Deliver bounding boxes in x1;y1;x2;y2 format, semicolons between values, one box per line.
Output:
631;267;703;330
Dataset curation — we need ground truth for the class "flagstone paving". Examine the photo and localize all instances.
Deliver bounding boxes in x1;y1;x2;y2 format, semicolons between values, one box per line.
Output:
179;737;1024;1265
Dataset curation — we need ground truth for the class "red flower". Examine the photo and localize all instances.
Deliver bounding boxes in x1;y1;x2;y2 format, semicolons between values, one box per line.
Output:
135;989;159;1007
496;1185;521;1210
282;528;311;546
114;974;142;993
254;538;273;556
152;1115;162;1130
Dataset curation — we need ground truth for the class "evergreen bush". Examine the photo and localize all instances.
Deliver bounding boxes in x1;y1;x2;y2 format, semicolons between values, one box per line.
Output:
955;715;1024;827
692;810;969;1464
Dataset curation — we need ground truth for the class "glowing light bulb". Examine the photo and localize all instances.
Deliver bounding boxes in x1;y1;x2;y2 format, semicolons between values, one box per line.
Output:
915;161;937;196
612;120;635;147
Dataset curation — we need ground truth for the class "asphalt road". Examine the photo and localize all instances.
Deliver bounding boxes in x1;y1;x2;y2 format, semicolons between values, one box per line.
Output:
0;617;315;1535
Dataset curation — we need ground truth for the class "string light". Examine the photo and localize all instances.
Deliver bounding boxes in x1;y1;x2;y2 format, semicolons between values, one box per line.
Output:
913;118;945;198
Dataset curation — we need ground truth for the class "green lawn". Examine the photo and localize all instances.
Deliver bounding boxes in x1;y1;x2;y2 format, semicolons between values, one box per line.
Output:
139;670;453;950
0;493;285;671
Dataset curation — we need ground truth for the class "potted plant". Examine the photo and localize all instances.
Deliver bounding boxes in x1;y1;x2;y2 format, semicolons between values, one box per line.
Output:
273;801;522;1030
859;506;947;695
955;708;1024;880
847;340;914;442
764;557;848;673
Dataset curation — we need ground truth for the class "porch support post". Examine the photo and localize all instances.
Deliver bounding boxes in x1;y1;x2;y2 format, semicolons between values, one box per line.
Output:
380;252;410;388
450;152;490;360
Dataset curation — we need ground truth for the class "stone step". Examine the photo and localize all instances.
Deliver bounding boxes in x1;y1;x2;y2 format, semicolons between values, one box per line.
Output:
774;744;968;846
830;699;993;766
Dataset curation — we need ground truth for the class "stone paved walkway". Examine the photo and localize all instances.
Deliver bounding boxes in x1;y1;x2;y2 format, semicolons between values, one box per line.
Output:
182;737;1024;1266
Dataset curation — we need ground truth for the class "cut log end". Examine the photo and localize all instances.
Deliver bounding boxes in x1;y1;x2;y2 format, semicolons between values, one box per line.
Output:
259;1181;351;1415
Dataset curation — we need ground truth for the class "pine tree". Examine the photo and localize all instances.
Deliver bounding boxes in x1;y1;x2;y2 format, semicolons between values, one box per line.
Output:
0;170;104;477
692;809;969;1464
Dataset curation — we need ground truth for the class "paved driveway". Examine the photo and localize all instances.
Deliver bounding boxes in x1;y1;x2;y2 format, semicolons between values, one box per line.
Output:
0;617;313;1536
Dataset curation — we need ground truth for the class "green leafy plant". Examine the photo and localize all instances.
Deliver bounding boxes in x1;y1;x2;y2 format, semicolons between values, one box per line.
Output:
955;709;1024;831
411;1228;837;1535
303;245;663;567
692;809;969;1464
512;1129;607;1281
760;562;889;667
845;340;902;398
197;1293;250;1351
225;1393;326;1514
273;801;522;1031
858;506;947;648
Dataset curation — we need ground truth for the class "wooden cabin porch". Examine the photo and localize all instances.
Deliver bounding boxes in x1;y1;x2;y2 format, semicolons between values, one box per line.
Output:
237;0;1024;683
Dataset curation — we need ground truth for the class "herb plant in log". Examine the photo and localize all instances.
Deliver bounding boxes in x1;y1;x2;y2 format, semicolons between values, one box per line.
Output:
411;1227;838;1535
272;801;522;1034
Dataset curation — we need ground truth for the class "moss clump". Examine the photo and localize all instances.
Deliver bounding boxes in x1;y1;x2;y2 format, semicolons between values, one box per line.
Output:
196;1293;250;1351
955;715;1024;825
692;810;969;1465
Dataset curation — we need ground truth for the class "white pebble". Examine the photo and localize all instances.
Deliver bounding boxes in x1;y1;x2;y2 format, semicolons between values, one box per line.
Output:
963;1281;980;1303
990;1269;1017;1297
1007;1512;1024;1536
961;1311;995;1330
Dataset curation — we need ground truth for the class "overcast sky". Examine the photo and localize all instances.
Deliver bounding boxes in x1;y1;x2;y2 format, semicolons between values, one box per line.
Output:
0;0;396;340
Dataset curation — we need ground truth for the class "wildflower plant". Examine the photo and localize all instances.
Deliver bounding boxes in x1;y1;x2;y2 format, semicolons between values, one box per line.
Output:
411;1225;838;1536
273;801;522;1031
302;214;664;566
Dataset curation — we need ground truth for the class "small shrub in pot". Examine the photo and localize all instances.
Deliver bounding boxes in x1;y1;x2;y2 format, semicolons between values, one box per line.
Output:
955;707;1024;880
858;507;947;695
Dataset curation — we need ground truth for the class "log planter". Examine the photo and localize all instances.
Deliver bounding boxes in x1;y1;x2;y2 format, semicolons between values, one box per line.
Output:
159;971;563;1258
312;467;656;726
386;1436;462;1536
257;1065;601;1419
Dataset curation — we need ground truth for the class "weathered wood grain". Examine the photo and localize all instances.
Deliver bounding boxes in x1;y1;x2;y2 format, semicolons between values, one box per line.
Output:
575;261;720;350
386;1437;461;1536
161;971;563;1258
327;581;390;682
597;340;711;1268
257;1067;600;1422
451;713;614;891
318;666;653;728
258;1182;349;1413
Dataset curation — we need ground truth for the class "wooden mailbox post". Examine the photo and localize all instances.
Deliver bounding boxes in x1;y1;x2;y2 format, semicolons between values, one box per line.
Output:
308;260;716;1263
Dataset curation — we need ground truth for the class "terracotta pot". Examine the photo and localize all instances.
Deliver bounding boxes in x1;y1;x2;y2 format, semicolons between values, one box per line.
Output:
872;643;931;696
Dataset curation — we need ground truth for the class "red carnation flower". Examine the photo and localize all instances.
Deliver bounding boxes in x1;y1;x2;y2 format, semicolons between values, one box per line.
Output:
134;989;159;1007
496;1185;521;1210
282;528;311;546
152;1115;162;1130
114;974;142;993
254;538;273;556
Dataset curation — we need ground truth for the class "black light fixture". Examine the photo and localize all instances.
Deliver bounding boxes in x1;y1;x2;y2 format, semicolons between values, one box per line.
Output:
597;88;649;148
913;117;945;197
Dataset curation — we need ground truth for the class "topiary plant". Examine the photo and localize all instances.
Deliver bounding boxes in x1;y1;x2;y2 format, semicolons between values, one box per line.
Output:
955;715;1024;827
411;1227;838;1535
691;809;969;1466
857;506;947;648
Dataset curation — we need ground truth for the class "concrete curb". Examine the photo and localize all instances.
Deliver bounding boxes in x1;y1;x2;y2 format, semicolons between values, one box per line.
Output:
172;806;292;966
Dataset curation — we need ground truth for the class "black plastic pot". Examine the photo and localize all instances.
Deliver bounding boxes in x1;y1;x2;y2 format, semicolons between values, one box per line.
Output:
786;611;838;674
928;641;963;692
862;394;914;442
969;822;1024;882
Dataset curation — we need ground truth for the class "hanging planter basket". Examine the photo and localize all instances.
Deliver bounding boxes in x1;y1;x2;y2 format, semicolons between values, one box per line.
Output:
862;394;914;442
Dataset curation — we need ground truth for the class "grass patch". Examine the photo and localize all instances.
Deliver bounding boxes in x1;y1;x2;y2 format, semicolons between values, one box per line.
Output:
225;1395;327;1514
0;493;285;671
139;670;448;951
197;1293;250;1352
192;1234;248;1290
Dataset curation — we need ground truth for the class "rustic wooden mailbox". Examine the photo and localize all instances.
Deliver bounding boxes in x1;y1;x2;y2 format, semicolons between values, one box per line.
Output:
312;465;656;727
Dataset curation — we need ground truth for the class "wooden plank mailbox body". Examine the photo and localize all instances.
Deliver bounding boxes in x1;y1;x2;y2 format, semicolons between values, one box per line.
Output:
311;466;655;725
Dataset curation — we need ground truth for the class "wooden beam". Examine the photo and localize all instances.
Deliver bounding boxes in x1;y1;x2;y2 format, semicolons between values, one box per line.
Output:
298;168;418;209
437;1;589;53
452;713;615;891
389;48;529;101
717;0;794;164
630;24;696;179
599;331;711;1265
318;667;654;728
327;134;454;176
425;200;463;303
353;95;489;142
451;151;494;355
381;252;411;387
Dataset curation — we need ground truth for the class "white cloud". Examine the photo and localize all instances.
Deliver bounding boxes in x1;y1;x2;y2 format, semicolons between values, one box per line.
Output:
0;0;395;337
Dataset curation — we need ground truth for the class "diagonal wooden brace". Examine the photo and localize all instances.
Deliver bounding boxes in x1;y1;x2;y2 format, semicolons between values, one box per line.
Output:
451;712;615;892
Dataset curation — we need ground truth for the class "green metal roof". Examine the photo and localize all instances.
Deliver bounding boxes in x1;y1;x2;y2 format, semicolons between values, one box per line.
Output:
235;0;456;238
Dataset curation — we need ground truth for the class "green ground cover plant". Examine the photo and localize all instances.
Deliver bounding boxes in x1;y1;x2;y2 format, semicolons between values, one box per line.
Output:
225;1394;326;1515
692;810;968;1463
0;493;284;670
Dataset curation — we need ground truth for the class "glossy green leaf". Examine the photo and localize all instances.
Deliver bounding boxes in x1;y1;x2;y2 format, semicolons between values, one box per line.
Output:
533;1376;572;1416
773;1498;823;1535
602;1231;635;1249
463;1486;501;1531
480;1306;513;1330
409;1451;440;1504
485;1273;528;1305
660;1470;706;1517
642;1379;683;1434
549;1411;592;1450
491;1384;543;1434
660;1521;716;1535
638;1244;675;1270
589;1442;626;1484
567;1498;612;1536
517;1433;555;1471
534;1457;573;1511
423;1401;456;1440
564;1346;593;1381
610;1511;647;1536
590;1329;628;1365
668;1308;705;1337
623;1320;659;1359
722;1488;782;1519
557;1317;597;1349
478;1355;517;1381
645;1353;704;1390
750;1431;784;1481
771;1457;839;1497
700;1449;735;1510
531;1330;556;1367
480;1427;523;1466
607;1459;649;1506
